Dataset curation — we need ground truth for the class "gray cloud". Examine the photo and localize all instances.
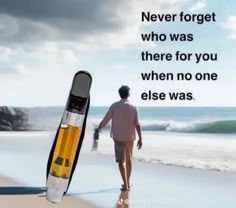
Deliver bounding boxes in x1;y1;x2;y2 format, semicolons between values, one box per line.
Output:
0;64;18;74
0;0;128;44
0;0;188;47
0;0;117;22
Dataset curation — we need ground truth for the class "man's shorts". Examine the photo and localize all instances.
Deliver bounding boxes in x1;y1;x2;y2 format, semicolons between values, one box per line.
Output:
114;140;134;163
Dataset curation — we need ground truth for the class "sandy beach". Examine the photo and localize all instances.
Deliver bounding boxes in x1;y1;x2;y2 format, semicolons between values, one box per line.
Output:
0;176;98;208
71;153;236;208
1;154;236;208
0;132;236;208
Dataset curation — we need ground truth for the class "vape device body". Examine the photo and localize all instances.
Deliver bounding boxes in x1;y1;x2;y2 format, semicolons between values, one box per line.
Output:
46;71;92;203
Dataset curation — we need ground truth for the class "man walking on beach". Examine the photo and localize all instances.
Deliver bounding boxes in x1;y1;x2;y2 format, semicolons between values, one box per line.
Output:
97;85;142;191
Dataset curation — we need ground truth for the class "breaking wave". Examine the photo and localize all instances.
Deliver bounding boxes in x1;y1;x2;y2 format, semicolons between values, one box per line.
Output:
140;120;236;134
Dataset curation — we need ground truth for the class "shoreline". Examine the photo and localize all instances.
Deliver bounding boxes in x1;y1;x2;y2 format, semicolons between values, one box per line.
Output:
1;155;236;208
0;130;236;173
1;132;236;207
0;175;99;208
68;153;236;208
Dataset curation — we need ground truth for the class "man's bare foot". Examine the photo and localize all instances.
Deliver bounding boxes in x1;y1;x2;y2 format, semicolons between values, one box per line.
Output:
120;185;128;191
121;184;132;189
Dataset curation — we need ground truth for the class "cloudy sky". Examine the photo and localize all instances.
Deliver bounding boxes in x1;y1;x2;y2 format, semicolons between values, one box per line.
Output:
0;0;235;107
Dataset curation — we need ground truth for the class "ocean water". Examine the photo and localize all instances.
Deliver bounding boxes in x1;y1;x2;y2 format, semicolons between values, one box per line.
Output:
0;107;236;207
28;107;236;134
23;106;236;172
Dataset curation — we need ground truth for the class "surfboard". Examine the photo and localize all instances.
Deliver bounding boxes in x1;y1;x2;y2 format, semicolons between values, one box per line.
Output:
46;71;92;203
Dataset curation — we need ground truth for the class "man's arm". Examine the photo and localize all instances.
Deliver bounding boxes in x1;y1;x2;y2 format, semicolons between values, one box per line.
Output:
97;106;113;131
134;107;142;149
135;124;142;149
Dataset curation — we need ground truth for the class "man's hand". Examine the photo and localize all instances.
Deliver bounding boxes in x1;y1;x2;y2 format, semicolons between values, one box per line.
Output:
137;139;142;150
135;125;142;150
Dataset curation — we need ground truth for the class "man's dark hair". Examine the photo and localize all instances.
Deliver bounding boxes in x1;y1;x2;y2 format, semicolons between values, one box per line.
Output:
118;85;130;99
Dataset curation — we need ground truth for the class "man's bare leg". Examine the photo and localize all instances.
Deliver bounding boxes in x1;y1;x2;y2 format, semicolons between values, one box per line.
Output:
119;162;128;190
126;159;132;188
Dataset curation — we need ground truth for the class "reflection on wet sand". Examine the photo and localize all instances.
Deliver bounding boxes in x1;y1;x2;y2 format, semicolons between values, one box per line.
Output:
115;191;129;208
